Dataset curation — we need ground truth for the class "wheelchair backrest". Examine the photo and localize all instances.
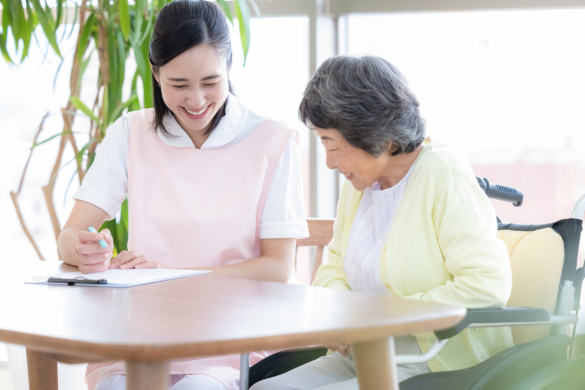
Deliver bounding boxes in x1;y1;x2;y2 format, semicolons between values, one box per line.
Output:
497;218;582;345
497;224;564;344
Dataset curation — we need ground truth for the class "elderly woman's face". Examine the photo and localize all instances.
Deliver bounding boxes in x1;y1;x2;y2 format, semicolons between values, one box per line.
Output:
315;127;391;192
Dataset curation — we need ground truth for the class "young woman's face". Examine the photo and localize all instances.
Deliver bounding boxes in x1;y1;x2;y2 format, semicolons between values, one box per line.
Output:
154;43;229;135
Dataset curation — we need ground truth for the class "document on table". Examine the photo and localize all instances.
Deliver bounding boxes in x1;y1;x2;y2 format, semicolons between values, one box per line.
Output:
26;268;210;287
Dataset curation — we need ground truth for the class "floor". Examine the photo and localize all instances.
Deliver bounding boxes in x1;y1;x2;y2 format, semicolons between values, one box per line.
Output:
0;344;87;390
0;344;13;389
0;364;14;390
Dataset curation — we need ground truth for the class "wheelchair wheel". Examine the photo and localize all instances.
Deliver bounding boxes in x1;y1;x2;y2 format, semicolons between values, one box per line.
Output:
509;357;585;390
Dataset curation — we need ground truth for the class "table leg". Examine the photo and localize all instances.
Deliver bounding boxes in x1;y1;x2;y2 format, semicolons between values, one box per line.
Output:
126;361;170;390
26;349;58;390
353;337;398;390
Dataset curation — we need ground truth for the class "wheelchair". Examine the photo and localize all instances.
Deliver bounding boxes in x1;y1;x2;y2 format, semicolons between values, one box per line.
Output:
242;177;585;390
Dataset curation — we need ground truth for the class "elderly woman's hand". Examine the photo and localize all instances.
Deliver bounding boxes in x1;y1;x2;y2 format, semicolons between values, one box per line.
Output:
325;344;351;357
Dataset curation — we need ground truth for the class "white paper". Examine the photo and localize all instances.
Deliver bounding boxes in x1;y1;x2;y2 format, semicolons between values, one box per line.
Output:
27;268;210;287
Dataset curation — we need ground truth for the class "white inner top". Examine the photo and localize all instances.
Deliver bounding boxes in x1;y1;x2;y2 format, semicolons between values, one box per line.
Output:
344;165;414;294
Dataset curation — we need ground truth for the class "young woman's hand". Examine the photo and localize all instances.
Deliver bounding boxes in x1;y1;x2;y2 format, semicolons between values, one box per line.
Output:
109;250;168;270
76;228;114;273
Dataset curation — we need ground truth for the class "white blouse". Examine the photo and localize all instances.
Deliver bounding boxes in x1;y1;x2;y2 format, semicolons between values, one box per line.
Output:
344;165;414;294
74;94;309;239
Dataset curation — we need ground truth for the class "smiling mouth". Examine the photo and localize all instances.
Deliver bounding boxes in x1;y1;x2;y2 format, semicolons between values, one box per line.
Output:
183;104;210;117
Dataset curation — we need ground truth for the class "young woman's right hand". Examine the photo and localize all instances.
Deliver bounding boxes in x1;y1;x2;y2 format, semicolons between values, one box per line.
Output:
75;228;114;273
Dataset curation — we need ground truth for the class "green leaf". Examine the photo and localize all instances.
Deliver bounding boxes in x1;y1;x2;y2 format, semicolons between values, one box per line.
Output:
118;0;130;40
142;72;153;108
1;0;15;63
116;29;127;91
67;1;79;40
101;86;109;137
69;96;99;123
29;0;61;57
58;0;68;41
100;219;119;255
156;0;168;11
116;199;129;251
140;30;153;108
215;0;233;26
132;0;144;44
120;199;128;230
77;12;95;62
41;0;57;29
75;137;99;165
55;0;64;30
78;47;94;84
136;0;155;45
22;1;37;61
234;0;251;65
16;12;32;62
2;0;13;26
133;41;147;79
31;131;74;150
87;151;96;169
100;200;129;254
109;95;138;124
106;25;119;121
129;72;141;110
9;0;22;45
52;54;65;91
0;31;14;64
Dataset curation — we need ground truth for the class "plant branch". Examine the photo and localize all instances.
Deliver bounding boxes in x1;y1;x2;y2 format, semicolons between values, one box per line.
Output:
43;0;91;249
9;112;51;260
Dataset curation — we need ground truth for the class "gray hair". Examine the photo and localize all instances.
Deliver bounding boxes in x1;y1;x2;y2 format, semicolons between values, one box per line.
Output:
299;55;426;157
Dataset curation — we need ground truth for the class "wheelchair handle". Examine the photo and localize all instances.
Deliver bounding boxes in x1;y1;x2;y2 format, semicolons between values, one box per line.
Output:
476;177;524;207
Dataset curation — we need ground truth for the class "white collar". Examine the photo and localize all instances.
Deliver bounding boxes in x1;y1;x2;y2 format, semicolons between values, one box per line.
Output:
157;93;247;149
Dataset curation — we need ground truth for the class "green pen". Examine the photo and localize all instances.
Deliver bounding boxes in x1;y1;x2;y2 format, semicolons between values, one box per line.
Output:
88;226;107;248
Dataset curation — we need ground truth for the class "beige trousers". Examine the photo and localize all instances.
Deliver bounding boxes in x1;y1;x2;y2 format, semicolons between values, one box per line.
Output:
250;336;430;390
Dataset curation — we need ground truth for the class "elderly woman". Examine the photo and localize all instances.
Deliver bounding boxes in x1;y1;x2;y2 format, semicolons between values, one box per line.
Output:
250;55;513;389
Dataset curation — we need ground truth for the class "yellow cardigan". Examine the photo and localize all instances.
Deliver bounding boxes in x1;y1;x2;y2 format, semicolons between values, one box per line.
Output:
313;141;514;372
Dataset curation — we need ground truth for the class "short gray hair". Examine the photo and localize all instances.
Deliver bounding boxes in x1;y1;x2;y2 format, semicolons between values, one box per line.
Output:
299;55;426;157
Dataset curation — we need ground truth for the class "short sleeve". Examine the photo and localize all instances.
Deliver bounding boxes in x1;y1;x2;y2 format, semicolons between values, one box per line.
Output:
73;115;130;219
259;135;309;239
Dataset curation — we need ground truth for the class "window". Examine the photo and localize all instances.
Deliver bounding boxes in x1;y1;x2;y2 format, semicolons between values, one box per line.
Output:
230;16;311;212
344;9;585;224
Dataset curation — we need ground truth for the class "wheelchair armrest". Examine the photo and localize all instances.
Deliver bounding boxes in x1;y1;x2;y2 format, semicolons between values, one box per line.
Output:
434;307;551;340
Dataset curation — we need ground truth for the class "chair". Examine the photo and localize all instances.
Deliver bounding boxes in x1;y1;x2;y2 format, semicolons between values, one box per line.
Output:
244;179;585;390
399;215;584;389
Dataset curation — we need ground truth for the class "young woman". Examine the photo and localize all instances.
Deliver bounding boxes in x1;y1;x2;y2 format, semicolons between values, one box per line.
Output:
57;1;308;389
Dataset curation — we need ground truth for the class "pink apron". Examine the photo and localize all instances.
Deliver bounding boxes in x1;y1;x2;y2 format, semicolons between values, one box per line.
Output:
85;109;293;390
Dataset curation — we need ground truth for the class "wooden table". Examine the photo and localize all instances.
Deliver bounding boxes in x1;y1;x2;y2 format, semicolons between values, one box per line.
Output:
0;261;465;390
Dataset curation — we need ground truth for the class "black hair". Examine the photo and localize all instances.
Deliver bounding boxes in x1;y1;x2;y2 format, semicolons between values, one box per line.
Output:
149;0;234;137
